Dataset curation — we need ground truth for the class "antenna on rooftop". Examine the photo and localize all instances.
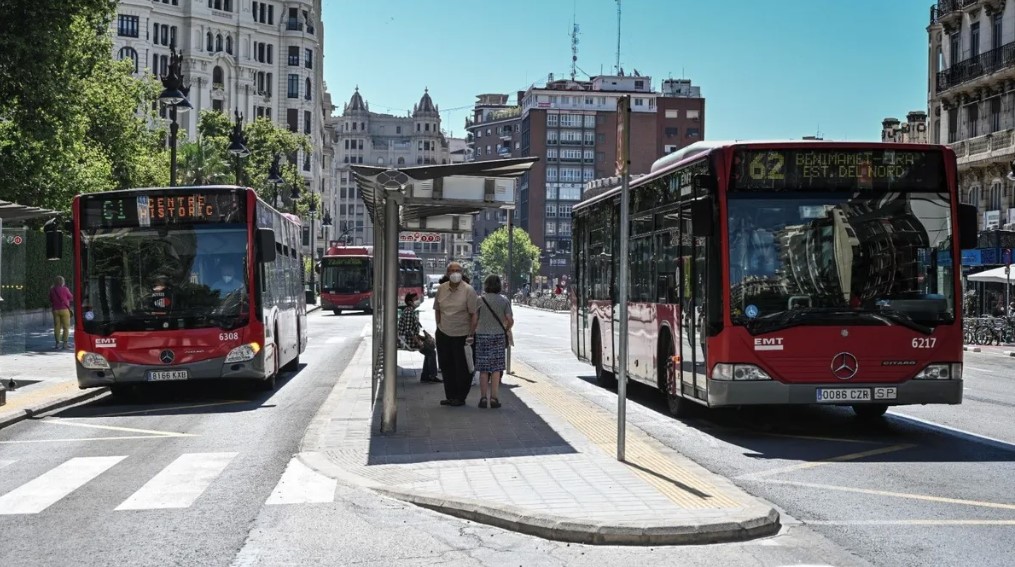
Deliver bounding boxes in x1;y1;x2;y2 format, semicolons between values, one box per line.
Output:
615;0;622;74
570;11;580;81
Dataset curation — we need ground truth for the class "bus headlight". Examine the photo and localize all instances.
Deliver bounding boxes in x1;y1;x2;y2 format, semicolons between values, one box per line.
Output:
914;363;961;380
225;343;261;363
712;363;773;381
76;351;111;370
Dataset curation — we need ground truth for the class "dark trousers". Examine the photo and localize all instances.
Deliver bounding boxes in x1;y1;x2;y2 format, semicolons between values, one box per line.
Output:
420;343;437;380
435;328;472;401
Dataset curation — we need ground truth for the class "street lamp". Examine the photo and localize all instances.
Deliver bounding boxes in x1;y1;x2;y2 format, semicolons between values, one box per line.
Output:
158;46;191;187
227;108;250;186
307;194;317;302
267;154;284;208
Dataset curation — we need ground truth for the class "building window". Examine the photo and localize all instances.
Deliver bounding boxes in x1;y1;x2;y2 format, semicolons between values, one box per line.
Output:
215;34;223;52
117;47;139;73
991;97;1002;132
546;205;557;218
287;109;298;132
305;48;313;69
304;110;311;134
226;35;232;54
305;78;311;100
686;128;700;138
971;22;980;58
664;127;679;137
288;46;299;65
288;74;299;98
117;15;139;37
967;104;979;138
213;66;224;87
665;109;679;118
950;32;961;66
993;13;1003;50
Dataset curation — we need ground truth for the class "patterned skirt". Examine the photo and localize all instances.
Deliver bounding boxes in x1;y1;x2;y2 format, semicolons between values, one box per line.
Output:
474;333;506;373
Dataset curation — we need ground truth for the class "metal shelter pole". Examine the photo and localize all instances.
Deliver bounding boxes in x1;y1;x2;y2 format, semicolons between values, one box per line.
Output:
616;95;631;462
380;193;400;433
371;211;384;405
506;205;514;374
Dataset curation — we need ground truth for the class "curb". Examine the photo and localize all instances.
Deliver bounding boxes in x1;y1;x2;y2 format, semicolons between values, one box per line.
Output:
0;386;108;431
513;302;569;313
963;345;981;352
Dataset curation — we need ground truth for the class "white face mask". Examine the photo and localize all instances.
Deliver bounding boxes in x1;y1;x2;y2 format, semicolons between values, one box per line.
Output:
449;273;462;283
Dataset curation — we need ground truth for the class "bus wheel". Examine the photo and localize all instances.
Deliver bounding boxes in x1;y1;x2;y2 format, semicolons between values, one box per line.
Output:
109;384;136;401
283;324;301;372
852;404;888;419
259;340;279;391
593;328;617;389
659;334;692;418
332;309;342;316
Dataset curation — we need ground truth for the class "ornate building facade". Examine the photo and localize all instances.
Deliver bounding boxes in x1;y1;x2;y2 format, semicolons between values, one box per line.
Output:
929;0;1015;229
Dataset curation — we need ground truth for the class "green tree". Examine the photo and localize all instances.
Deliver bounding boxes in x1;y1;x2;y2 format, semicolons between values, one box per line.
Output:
478;226;541;290
0;0;168;210
179;138;230;185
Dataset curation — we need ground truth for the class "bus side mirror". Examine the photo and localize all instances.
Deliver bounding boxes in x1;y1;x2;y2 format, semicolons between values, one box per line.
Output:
957;204;978;250
690;198;714;237
256;228;276;262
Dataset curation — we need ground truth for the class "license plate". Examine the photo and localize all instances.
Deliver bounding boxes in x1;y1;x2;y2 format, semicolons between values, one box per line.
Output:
874;387;898;400
147;370;189;382
816;388;871;403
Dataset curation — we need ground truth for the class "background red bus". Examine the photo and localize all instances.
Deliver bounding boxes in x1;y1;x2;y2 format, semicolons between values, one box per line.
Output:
72;186;307;393
571;141;977;418
318;245;425;315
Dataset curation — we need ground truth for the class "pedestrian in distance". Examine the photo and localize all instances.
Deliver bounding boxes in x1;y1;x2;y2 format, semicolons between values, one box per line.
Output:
397;292;440;383
49;275;73;350
433;261;479;407
474;275;513;409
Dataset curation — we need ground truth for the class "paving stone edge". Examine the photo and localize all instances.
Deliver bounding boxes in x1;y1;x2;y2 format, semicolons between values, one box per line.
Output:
0;387;108;431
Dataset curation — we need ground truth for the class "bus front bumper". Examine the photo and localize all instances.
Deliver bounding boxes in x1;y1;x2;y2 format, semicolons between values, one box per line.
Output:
707;379;963;407
76;352;268;388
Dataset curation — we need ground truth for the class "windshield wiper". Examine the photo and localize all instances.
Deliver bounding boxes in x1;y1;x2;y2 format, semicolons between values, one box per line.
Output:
745;306;935;335
867;306;934;336
746;307;824;335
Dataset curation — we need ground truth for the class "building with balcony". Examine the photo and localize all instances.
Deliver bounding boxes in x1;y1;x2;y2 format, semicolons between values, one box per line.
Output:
111;0;330;238
882;111;930;143
466;72;705;283
928;0;1015;229
325;88;451;269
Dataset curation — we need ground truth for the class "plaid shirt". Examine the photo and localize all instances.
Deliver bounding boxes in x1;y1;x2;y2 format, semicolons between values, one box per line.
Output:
397;305;421;347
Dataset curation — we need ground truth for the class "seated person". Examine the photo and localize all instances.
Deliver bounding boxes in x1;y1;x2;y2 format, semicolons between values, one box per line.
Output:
397;292;440;383
211;264;244;294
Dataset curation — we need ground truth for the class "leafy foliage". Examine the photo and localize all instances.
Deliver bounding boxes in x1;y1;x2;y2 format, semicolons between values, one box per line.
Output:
0;0;168;210
179;138;230;185
478;226;541;290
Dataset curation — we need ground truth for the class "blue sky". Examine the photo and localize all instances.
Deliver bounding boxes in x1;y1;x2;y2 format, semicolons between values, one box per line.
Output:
322;0;931;141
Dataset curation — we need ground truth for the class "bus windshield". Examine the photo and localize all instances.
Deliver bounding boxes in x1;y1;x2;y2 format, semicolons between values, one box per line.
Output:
727;192;955;334
320;257;371;293
80;226;249;333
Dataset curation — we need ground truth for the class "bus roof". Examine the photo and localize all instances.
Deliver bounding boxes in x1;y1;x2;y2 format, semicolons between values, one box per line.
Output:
576;140;952;211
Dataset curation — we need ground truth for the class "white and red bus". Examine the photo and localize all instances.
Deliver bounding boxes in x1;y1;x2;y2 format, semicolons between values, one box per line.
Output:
72;186;307;393
318;245;425;315
571;141;978;418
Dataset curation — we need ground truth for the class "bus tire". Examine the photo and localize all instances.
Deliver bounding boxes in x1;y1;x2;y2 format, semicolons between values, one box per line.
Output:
109;384;136;400
259;339;279;391
332;309;342;316
283;323;301;372
659;332;692;418
852;404;888;419
593;326;616;389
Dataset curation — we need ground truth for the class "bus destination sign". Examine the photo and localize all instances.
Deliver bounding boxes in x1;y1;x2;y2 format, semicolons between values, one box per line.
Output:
730;148;944;192
82;192;245;228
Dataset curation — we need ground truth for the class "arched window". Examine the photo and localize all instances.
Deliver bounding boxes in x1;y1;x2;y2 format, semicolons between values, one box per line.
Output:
968;186;981;206
990;181;1002;211
213;66;224;86
397;157;405;165
117;46;138;73
225;36;232;54
206;32;213;52
305;78;311;100
215;34;223;52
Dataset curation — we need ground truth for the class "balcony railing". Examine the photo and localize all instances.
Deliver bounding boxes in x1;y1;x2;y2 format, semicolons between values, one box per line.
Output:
949;128;1015;164
937;39;1015;91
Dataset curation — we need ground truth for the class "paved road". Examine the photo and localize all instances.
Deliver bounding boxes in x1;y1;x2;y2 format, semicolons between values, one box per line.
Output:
511;305;1015;567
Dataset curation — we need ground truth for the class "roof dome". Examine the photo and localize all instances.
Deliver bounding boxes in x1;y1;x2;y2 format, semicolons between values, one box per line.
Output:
413;88;438;116
344;87;367;114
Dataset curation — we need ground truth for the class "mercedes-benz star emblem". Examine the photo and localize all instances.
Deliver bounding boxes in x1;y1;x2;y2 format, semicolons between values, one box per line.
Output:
831;352;858;380
160;350;175;365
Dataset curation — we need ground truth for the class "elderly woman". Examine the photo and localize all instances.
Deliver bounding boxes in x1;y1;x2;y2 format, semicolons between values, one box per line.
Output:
397;292;439;383
433;261;479;407
474;275;513;408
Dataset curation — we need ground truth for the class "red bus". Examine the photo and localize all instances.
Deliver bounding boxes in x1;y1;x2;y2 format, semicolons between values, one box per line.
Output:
571;141;977;418
72;186;307;393
318;245;425;315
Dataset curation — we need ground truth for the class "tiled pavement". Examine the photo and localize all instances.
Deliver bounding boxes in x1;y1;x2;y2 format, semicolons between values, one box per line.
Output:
300;340;780;545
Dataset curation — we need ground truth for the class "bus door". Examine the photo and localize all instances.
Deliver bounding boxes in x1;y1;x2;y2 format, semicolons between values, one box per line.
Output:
572;225;587;360
677;207;708;399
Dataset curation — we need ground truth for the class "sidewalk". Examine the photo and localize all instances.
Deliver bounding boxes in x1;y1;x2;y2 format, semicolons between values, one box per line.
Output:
299;340;780;545
964;343;1015;356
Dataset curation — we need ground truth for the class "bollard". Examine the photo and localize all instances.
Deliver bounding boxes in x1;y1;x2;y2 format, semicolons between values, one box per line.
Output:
0;382;6;406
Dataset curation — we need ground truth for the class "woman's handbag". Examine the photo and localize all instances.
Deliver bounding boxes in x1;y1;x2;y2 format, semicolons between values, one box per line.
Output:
480;296;513;346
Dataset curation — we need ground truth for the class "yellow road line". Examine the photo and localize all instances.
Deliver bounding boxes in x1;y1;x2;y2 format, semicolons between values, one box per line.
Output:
759;479;1015;511
740;443;916;479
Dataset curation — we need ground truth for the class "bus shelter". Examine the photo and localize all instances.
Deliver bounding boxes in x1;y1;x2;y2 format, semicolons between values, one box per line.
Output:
350;157;538;433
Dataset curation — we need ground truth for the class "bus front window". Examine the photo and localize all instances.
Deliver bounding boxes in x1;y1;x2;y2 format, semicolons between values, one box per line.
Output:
320;258;371;293
727;193;955;334
80;227;249;332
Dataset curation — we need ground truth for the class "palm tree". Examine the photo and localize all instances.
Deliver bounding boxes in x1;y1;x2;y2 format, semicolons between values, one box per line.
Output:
179;137;230;185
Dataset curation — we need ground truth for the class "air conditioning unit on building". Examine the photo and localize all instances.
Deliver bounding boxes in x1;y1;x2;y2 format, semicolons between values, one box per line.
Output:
1004;223;1015;231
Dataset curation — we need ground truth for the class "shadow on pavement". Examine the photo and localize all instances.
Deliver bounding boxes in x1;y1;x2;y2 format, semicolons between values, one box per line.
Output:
365;368;577;465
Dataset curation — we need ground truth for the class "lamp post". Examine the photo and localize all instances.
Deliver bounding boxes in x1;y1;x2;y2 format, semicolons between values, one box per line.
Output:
267;154;284;208
158;46;192;187
227;109;250;186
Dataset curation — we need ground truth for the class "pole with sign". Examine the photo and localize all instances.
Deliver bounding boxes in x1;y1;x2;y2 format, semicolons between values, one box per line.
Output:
615;95;631;462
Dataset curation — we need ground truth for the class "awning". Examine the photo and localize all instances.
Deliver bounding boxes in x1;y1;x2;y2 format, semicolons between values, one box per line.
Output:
0;199;60;222
967;265;1014;285
350;157;539;229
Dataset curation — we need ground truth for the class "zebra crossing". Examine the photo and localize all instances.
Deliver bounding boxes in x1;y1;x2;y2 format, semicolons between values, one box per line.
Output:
0;453;338;515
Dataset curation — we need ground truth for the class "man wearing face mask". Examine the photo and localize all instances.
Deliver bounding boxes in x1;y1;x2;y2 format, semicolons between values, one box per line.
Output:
211;263;243;294
433;261;479;406
398;292;440;382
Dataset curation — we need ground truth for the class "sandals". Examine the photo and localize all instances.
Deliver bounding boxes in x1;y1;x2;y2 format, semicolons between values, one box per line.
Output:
478;397;488;408
490;397;501;409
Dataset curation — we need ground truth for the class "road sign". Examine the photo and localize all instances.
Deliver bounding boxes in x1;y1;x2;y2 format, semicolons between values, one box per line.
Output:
398;232;442;243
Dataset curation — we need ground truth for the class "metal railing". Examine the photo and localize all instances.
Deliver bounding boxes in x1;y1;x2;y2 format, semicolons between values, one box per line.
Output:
937;39;1015;91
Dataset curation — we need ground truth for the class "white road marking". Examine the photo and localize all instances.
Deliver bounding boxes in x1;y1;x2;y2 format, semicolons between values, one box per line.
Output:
115;452;236;510
0;456;126;515
37;419;193;437
965;366;994;373
0;460;15;470
265;457;337;505
889;412;1015;454
325;336;348;344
